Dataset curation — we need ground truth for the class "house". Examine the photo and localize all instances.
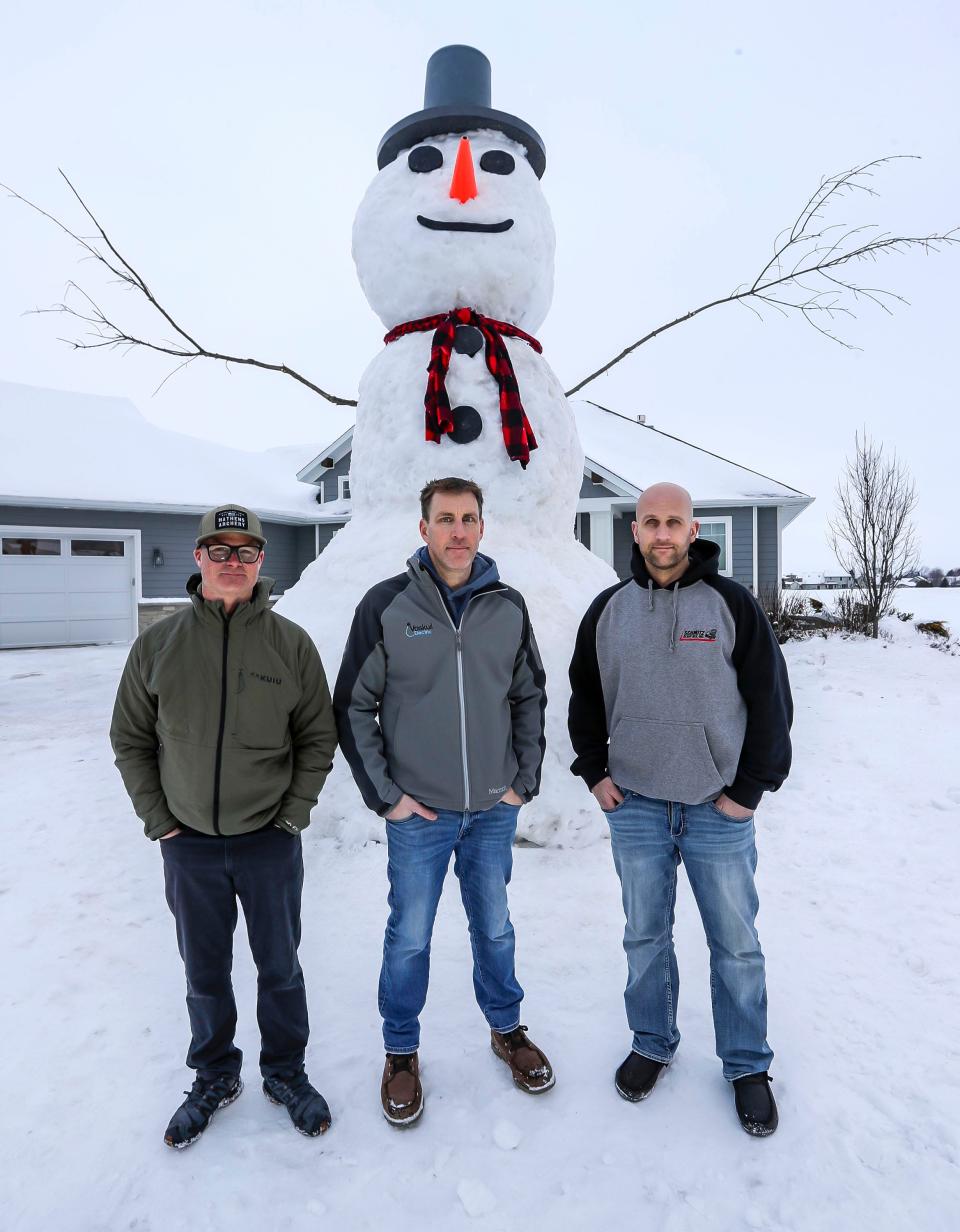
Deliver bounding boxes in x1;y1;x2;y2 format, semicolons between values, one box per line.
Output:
785;571;855;590
297;399;814;594
0;381;350;649
2;384;812;650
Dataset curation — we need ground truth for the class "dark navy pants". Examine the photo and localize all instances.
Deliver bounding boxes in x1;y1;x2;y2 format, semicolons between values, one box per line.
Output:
160;825;308;1080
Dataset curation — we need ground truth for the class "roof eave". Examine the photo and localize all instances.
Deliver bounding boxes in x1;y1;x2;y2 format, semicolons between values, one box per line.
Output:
0;494;328;527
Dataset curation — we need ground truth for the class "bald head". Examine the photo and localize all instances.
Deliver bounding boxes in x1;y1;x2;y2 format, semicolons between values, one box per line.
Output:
632;482;699;584
636;482;694;522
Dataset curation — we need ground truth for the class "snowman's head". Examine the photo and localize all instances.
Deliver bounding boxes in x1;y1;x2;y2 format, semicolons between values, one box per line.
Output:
352;130;555;333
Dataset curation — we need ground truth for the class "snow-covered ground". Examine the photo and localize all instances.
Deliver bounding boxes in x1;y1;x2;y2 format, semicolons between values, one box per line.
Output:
1;620;958;1231
785;587;958;623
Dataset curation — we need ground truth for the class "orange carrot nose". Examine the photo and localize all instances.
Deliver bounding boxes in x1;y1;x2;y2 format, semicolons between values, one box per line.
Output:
449;136;478;203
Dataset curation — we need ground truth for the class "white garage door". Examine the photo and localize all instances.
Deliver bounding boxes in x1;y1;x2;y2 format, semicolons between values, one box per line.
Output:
0;528;138;649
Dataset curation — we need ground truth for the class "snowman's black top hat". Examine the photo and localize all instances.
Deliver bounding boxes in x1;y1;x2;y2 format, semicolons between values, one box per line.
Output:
377;45;546;179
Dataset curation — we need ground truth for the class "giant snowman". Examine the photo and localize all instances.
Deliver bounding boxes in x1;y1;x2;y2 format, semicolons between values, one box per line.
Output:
277;45;617;845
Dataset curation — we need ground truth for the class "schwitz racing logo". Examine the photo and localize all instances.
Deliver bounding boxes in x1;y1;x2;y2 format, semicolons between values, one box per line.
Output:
679;628;718;643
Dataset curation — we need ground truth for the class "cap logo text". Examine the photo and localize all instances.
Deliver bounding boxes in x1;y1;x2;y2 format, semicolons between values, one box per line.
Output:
215;509;248;530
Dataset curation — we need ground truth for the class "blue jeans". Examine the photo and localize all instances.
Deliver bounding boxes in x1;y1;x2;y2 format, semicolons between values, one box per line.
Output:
379;803;523;1053
605;792;773;1081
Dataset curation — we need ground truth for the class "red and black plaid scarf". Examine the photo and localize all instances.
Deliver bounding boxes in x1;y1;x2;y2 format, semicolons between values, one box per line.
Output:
383;307;541;468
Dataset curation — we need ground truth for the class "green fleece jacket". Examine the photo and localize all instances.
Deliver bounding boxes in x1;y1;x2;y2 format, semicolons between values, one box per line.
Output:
110;575;336;839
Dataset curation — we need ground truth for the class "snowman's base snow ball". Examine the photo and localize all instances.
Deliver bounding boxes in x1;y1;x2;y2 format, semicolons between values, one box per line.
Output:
275;515;618;847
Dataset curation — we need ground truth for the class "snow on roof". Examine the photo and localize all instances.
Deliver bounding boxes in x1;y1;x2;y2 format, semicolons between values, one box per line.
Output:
0;380;350;523
572;399;810;505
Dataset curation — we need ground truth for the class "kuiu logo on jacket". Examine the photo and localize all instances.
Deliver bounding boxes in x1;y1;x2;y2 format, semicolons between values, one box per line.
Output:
679;628;718;643
250;670;282;685
405;621;433;638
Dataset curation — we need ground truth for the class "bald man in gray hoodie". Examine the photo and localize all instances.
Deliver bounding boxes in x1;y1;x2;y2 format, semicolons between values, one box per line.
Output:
568;483;792;1137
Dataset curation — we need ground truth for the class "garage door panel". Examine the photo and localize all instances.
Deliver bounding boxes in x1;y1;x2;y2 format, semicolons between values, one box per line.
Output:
0;562;69;593
68;590;132;619
65;562;131;592
1;591;69;621
68;617;132;643
0;620;70;649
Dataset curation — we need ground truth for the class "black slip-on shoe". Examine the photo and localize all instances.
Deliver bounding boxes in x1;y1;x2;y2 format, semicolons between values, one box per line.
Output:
615;1052;665;1102
263;1070;332;1136
164;1074;243;1149
733;1071;778;1137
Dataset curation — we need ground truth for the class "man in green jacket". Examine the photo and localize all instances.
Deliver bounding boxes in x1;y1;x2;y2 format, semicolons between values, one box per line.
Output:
110;504;337;1149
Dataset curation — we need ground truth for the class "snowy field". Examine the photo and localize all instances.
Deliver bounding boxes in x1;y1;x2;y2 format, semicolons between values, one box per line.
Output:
1;616;958;1232
785;587;958;621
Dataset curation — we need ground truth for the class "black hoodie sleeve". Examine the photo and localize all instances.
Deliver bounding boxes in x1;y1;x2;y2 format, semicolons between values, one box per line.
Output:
567;587;622;788
709;577;793;809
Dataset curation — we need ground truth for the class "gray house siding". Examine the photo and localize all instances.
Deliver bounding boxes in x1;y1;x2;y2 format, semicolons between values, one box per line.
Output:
613;513;634;579
694;506;753;590
757;506;779;591
579;474;622;499
0;506;311;597
316;456;352;504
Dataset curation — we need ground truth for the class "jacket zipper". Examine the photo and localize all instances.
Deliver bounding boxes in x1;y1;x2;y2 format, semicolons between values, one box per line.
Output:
429;581;507;812
211;619;230;835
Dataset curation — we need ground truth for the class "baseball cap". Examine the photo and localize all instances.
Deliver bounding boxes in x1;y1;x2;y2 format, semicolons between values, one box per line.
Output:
196;504;267;547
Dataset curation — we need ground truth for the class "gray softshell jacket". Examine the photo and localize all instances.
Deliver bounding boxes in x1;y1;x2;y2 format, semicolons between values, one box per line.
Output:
333;553;547;815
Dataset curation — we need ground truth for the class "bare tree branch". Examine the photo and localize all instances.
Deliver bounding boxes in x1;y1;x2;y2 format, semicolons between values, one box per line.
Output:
566;156;958;397
1;173;358;407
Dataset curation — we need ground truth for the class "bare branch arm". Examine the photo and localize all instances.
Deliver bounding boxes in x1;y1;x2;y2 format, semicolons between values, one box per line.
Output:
565;156;958;397
1;176;358;407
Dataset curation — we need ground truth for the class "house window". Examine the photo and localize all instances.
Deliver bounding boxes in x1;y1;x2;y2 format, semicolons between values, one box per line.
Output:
339;476;351;501
70;539;125;557
696;517;733;576
2;537;61;556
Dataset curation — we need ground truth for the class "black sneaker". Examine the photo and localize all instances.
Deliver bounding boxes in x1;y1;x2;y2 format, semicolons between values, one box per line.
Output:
733;1072;778;1136
164;1074;243;1149
263;1070;331;1136
615;1052;665;1102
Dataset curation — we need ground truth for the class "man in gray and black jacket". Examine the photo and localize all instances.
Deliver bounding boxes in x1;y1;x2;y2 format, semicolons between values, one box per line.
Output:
335;477;553;1126
568;482;792;1138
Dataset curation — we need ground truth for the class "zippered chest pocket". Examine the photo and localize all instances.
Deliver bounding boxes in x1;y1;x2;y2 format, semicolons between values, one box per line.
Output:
232;665;300;750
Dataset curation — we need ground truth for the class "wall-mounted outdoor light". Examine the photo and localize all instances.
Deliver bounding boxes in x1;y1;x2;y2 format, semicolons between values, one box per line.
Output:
153;548;164;567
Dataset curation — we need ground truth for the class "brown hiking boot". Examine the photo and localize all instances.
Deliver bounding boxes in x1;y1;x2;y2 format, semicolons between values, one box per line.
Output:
490;1026;555;1094
380;1052;423;1126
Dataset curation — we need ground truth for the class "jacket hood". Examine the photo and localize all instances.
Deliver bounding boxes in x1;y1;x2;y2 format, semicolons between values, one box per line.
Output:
186;572;276;624
630;537;721;590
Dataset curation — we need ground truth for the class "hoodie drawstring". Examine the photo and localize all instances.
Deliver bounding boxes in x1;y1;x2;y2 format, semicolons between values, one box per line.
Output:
670;581;680;653
647;579;681;651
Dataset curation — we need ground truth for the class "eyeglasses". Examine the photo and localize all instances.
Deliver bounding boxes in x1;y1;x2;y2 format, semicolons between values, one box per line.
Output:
202;543;262;564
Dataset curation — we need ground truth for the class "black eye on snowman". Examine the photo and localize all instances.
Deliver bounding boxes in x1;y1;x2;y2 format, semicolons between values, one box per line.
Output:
408;145;443;173
479;150;515;175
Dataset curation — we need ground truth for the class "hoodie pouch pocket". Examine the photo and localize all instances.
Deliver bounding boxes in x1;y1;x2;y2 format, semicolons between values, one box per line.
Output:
609;717;725;804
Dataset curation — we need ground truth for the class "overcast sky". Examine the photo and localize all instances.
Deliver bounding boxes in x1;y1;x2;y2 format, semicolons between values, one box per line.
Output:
2;0;957;572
